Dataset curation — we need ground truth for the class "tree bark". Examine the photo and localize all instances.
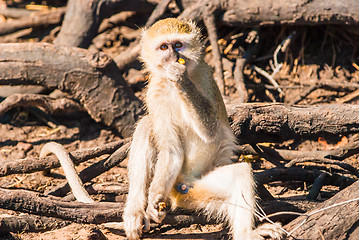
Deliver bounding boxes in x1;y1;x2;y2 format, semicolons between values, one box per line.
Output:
0;187;123;224
0;214;70;233
54;0;155;48
229;103;359;143
0;7;66;36
180;0;359;26
285;180;359;239
0;42;143;137
0;138;129;177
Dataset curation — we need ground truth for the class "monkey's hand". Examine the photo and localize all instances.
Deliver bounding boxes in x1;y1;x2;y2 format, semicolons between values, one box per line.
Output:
165;60;187;82
146;194;170;223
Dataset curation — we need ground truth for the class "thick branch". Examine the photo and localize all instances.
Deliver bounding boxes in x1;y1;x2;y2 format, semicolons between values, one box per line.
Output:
180;0;359;26
0;93;83;115
254;167;355;187
0;138;129;177
0;188;123;224
237;137;359;163
0;7;66;36
285;180;359;239
229;103;359;143
0;186;317;233
0;43;143;137
55;0;154;48
0;214;70;233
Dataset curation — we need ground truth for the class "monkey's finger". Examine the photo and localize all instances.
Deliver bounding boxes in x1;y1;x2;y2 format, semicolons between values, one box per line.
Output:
158;202;167;212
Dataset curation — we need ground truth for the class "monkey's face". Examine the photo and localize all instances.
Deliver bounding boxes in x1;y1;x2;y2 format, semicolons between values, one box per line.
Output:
140;18;203;77
141;33;202;76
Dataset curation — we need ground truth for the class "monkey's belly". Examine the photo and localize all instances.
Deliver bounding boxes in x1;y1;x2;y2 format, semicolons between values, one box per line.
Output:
183;138;218;176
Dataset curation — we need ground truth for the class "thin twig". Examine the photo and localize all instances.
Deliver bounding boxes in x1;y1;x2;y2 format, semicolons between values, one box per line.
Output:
0;138;130;177
145;0;172;28
252;65;285;96
287;197;359;237
203;12;225;95
285;157;359;177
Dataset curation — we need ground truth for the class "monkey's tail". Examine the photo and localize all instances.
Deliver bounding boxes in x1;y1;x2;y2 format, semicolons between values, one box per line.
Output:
40;142;95;203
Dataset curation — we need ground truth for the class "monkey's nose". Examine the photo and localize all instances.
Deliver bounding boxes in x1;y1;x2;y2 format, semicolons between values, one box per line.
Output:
174;51;180;61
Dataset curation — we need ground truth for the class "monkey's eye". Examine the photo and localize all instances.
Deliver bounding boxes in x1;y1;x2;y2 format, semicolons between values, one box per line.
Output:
174;42;183;49
159;44;168;50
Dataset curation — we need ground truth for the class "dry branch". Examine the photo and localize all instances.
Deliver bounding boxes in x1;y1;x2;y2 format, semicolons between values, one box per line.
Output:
203;12;225;95
285;157;359;177
0;7;33;19
0;42;143;137
0;214;70;233
0;186;317;234
0;93;83;115
0;187;123;224
0;7;66;36
0;138;129;177
237;136;359;164
180;0;359;26
254;167;355;187
55;0;155;48
285;180;359;239
229;103;359;143
0;8;66;36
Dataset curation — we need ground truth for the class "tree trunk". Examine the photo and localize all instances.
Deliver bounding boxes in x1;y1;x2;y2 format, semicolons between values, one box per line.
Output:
180;0;359;26
0;42;143;137
54;0;155;48
229;103;359;143
285;180;359;239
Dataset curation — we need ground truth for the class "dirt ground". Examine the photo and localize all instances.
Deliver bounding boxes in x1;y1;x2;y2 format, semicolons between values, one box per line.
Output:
1;1;359;239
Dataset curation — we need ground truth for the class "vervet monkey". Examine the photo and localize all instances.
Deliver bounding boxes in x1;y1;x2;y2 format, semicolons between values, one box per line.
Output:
123;18;284;240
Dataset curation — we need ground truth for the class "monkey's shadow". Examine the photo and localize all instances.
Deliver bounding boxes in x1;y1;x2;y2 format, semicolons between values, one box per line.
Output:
146;231;228;239
105;227;228;239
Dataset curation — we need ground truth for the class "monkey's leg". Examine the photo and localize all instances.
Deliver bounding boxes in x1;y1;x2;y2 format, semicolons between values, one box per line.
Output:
189;163;255;240
146;135;184;223
123;116;156;240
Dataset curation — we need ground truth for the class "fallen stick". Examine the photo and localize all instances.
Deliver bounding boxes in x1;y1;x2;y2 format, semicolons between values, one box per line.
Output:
254;167;356;187
180;0;359;26
0;186;317;233
285;180;359;239
0;93;83;116
229;103;359;143
0;187;123;224
237;137;359;161
0;42;143;137
0;7;66;36
0;214;70;233
0;138;130;177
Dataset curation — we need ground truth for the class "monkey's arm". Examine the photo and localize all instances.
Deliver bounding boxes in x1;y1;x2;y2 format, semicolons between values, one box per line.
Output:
146;125;184;223
175;69;219;142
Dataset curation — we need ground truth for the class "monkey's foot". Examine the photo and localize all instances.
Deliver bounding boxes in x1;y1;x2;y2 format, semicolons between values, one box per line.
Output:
252;222;286;240
123;210;148;240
